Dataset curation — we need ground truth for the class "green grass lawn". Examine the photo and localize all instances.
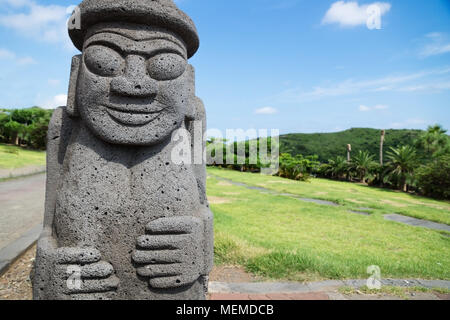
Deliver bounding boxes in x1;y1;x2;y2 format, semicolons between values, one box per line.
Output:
208;167;450;225
207;167;450;282
0;144;46;169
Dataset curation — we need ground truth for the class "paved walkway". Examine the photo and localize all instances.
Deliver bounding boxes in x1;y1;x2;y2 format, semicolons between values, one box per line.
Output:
0;173;45;250
385;214;450;233
209;279;450;300
0;166;46;180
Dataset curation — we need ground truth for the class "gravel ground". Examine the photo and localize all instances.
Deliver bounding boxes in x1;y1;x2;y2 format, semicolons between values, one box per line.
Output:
0;244;35;300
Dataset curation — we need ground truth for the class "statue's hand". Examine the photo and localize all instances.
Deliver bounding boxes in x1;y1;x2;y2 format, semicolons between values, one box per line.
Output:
132;216;204;289
54;247;119;295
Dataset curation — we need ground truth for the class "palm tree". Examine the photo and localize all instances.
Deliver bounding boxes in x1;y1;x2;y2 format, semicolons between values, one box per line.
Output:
385;146;417;192
352;150;375;183
327;156;348;180
416;124;449;155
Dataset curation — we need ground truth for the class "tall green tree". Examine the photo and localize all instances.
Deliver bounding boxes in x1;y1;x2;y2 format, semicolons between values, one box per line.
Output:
416;124;449;156
352;150;375;183
3;121;24;145
385;146;417;192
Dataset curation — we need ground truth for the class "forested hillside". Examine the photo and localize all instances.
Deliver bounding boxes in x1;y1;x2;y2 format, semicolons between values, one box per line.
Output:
280;128;422;162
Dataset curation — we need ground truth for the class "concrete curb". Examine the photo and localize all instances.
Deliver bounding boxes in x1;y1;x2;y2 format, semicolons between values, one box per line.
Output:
0;224;42;276
0;166;46;180
209;279;450;294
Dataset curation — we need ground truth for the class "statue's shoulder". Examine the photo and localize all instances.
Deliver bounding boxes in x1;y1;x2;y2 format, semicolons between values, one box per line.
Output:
47;106;76;156
48;106;74;138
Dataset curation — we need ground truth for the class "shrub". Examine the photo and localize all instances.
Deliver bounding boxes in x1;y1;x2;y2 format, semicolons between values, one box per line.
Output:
416;155;450;200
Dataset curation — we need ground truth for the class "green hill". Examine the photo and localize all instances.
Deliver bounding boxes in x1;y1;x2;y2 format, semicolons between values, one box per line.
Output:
280;128;423;162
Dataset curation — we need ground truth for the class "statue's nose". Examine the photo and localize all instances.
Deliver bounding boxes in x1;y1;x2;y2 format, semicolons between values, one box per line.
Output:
110;55;157;98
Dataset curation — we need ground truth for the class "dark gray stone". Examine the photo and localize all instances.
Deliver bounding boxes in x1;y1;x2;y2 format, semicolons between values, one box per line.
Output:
384;214;450;232
348;210;371;216
32;0;213;300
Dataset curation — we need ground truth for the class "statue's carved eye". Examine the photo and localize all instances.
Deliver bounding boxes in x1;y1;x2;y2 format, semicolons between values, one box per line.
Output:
84;45;124;77
147;53;186;81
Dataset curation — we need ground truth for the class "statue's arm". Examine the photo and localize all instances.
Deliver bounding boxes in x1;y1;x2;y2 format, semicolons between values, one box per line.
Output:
33;107;73;298
34;108;119;298
189;97;214;276
41;107;73;238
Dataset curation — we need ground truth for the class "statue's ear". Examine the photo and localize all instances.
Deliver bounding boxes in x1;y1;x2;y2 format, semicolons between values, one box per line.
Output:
66;55;81;117
185;64;196;121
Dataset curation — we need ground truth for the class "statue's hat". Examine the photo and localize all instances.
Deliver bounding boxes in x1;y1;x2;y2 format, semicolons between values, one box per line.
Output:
68;0;199;58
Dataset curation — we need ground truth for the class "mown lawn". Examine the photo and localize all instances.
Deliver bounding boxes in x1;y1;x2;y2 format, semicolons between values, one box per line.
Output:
208;167;450;225
207;167;450;281
0;144;46;169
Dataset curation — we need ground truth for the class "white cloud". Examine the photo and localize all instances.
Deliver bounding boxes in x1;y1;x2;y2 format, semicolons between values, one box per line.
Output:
359;105;370;111
419;32;450;57
255;107;278;115
0;0;76;50
0;48;15;59
0;47;35;65
39;94;67;109
322;1;391;27
47;79;60;86
275;67;450;103
16;56;36;65
359;104;388;111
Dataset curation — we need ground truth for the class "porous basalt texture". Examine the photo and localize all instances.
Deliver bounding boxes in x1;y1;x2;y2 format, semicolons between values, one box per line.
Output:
33;0;212;300
69;0;199;58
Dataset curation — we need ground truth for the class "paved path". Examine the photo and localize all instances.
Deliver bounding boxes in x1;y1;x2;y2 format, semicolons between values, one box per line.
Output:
209;279;450;293
0;166;46;180
0;173;45;250
209;291;446;300
209;279;450;300
385;214;450;233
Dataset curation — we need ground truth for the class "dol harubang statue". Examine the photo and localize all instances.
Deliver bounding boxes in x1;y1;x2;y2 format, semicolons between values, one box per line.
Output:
32;0;213;300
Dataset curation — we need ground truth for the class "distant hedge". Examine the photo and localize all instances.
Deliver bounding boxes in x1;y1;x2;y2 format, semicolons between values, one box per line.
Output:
0;107;53;150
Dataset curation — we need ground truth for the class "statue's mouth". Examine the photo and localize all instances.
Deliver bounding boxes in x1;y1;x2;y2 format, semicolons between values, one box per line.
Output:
104;103;167;126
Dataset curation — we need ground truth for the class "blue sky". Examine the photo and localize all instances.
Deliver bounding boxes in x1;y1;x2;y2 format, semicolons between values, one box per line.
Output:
0;0;449;134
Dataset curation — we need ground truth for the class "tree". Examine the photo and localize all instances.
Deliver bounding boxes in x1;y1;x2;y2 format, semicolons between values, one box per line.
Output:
324;156;349;180
385;146;417;192
416;155;450;200
278;153;319;181
416;124;449;156
351;150;375;183
0;107;53;148
3;121;24;145
27;119;49;149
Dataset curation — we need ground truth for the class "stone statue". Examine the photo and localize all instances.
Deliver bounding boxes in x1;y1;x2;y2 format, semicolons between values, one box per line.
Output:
32;0;213;300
